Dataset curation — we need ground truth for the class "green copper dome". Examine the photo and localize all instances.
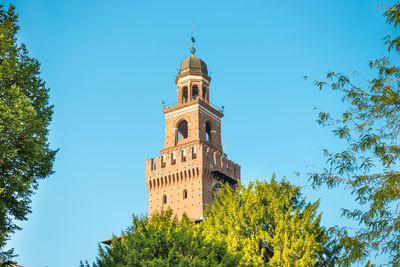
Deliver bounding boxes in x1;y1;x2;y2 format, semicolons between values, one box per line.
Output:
178;56;208;76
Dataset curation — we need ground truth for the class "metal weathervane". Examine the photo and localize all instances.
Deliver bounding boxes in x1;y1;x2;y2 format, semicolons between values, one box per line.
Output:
190;26;196;56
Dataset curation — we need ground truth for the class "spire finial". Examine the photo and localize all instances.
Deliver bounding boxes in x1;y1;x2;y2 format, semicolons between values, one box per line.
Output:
190;26;196;56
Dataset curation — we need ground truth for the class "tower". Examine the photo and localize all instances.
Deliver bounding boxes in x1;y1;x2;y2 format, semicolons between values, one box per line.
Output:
145;43;240;221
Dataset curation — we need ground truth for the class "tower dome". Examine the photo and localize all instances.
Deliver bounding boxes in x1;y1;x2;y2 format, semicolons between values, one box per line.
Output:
178;56;208;76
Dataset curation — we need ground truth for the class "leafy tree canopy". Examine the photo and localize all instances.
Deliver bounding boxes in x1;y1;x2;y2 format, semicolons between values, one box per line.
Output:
307;2;400;265
0;4;57;263
91;209;241;267
201;178;339;266
90;178;339;266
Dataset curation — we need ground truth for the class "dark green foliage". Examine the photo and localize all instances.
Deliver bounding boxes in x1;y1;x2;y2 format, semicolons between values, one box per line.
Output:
93;210;241;267
0;4;57;263
384;3;400;53
308;3;400;265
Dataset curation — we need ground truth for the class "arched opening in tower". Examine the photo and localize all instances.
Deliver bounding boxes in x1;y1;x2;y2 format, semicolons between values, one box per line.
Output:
202;87;207;100
205;121;212;141
177;120;188;141
192;85;199;100
182;87;188;103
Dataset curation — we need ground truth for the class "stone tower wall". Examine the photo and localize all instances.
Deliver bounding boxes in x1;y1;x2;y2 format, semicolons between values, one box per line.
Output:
145;70;240;221
146;142;240;220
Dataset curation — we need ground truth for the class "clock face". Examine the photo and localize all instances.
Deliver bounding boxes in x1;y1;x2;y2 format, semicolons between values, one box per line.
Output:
212;182;222;200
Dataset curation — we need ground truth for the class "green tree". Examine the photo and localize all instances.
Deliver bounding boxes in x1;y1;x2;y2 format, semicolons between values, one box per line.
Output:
0;4;57;263
93;209;241;267
308;3;400;265
201;178;339;266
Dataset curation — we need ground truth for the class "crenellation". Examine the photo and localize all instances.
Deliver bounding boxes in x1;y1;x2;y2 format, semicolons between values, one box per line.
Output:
146;145;203;179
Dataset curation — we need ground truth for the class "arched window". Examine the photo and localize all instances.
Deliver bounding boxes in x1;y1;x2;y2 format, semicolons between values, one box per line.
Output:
192;85;199;100
162;195;167;204
183;189;188;199
202;86;207;100
177;120;188;141
182;87;188;103
205;121;212;141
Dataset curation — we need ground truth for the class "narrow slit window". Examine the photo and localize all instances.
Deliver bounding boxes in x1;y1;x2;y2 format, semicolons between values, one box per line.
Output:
171;152;176;165
192;146;197;159
161;155;166;168
182;149;186;162
183;189;188;199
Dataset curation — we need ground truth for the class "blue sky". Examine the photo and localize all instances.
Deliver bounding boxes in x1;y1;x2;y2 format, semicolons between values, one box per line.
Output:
4;0;398;266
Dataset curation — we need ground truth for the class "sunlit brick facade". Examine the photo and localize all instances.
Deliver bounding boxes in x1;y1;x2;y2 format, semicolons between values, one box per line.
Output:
145;53;240;221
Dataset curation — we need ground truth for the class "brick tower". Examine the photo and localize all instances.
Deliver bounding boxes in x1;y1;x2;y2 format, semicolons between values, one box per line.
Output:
145;44;240;221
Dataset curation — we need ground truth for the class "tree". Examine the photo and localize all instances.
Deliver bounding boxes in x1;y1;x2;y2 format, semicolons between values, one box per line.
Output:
201;178;339;266
93;209;241;267
89;180;339;266
0;4;57;263
308;3;400;265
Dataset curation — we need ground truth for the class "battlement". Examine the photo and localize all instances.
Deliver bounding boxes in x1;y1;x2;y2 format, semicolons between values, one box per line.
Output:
203;146;240;182
145;143;240;191
145;144;199;174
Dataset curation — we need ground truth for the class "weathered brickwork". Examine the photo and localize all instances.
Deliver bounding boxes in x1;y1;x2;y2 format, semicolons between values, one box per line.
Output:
145;56;240;221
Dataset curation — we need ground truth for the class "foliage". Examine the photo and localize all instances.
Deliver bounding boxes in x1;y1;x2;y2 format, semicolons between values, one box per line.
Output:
0;4;57;263
93;209;241;267
201;178;339;266
308;3;400;265
89;179;339;266
79;260;90;267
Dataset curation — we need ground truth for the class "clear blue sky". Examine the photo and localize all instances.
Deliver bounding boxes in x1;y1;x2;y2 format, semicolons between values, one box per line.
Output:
4;0;398;266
